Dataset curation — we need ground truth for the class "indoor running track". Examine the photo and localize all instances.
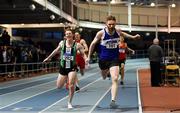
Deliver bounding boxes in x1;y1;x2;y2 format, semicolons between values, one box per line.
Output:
0;59;149;113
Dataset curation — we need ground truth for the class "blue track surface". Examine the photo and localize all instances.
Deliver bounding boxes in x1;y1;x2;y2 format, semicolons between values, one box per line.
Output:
0;59;149;113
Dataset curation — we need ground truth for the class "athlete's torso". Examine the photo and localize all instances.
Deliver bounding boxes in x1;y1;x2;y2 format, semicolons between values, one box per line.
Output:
119;42;126;60
98;28;120;60
60;40;77;69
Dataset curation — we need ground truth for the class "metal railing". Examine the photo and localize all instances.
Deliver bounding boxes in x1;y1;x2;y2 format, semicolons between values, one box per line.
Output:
1;48;179;80
0;61;59;79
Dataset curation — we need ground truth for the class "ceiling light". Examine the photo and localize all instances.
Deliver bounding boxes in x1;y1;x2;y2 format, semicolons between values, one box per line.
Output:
150;2;155;7
110;0;116;4
50;15;55;20
131;2;135;5
171;3;176;8
29;4;36;11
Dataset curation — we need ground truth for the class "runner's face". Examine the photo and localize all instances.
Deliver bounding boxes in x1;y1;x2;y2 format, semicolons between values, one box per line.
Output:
75;33;80;40
65;30;73;40
106;20;116;32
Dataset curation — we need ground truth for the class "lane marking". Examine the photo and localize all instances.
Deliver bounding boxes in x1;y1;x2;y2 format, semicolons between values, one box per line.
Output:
1;68;99;96
88;68;132;113
88;86;111;113
0;71;99;110
12;107;33;111
0;65;97;89
137;68;143;113
39;77;102;113
0;74;56;89
0;79;55;96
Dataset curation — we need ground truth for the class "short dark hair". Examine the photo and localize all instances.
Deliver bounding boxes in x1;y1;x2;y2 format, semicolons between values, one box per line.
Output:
106;15;116;21
64;27;74;34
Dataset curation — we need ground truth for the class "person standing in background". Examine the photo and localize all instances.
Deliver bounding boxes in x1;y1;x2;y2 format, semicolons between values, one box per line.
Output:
148;38;163;87
1;30;10;46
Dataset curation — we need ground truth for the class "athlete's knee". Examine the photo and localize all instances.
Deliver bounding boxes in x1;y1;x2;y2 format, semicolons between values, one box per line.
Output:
68;83;74;90
56;84;63;89
111;74;119;81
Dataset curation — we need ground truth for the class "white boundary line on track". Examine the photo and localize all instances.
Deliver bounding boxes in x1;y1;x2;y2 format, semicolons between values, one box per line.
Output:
0;71;99;110
88;86;111;113
136;68;146;113
39;77;102;113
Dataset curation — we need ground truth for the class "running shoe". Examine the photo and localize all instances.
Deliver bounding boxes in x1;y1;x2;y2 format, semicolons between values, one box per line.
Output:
75;85;80;91
68;102;73;109
120;81;124;85
110;100;118;109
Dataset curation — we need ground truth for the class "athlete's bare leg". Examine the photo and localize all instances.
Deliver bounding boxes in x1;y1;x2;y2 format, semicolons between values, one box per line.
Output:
80;69;84;76
101;69;109;80
110;66;119;101
67;71;77;108
120;63;125;84
56;74;67;89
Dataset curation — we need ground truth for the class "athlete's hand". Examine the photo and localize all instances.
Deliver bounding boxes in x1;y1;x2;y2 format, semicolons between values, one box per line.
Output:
132;50;135;55
85;58;90;65
85;62;90;69
135;34;141;39
43;58;50;62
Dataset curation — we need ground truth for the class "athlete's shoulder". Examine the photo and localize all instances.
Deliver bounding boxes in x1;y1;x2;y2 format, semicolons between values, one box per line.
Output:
59;40;65;47
80;39;86;43
96;29;104;37
115;28;122;34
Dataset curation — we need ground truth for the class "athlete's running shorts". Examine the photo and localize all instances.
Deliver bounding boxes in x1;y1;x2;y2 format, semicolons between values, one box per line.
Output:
59;66;77;76
76;54;85;69
119;59;126;67
98;59;119;70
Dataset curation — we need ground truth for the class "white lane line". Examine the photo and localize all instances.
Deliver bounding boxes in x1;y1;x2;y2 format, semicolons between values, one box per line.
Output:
0;71;99;110
0;82;56;110
88;67;134;113
1;68;99;96
137;68;143;113
88;86;111;113
39;76;102;113
0;74;56;89
0;79;55;96
0;66;98;89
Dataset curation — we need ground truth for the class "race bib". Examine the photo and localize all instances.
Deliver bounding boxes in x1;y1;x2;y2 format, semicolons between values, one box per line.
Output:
119;49;125;53
106;43;117;49
63;55;74;61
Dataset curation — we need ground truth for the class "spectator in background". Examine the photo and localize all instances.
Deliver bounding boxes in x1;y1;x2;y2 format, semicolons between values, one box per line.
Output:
148;38;163;87
1;30;10;46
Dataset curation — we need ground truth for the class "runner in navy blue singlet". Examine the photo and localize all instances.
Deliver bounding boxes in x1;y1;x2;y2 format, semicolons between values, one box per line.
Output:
86;15;140;108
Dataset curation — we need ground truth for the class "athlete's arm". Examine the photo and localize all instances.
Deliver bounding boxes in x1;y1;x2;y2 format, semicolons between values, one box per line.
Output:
80;39;88;53
117;29;140;39
127;47;135;54
77;43;87;60
87;30;102;61
43;41;62;62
